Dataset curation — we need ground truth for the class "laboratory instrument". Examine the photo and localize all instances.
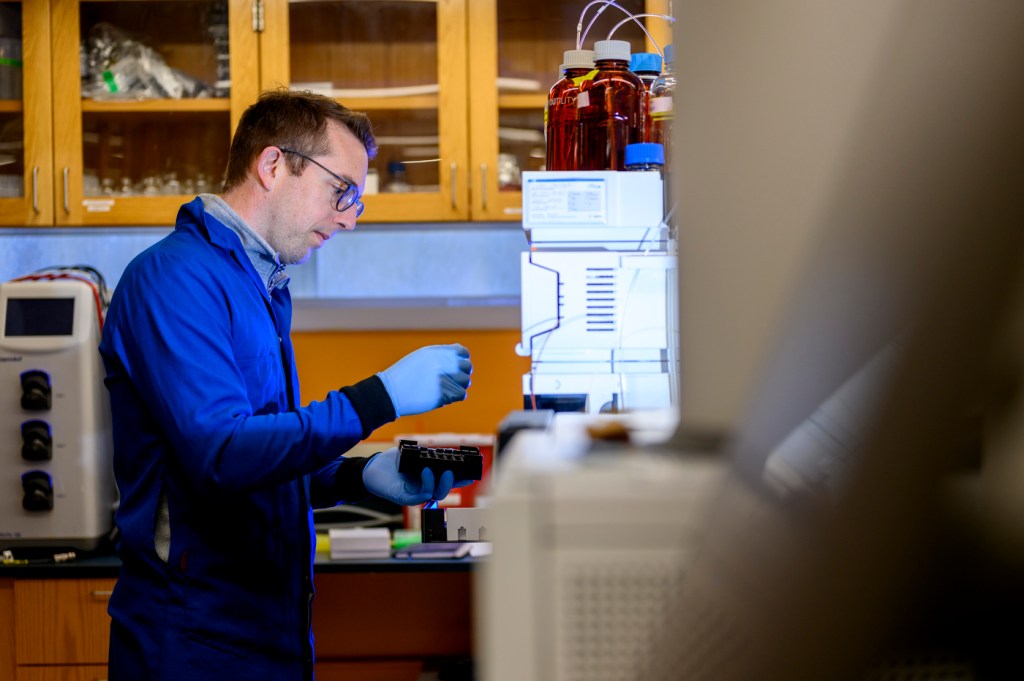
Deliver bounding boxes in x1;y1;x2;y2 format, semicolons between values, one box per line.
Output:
0;273;116;550
517;169;675;414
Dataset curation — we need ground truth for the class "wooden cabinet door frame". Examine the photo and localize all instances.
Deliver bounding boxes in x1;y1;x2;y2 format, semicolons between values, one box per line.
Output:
259;0;470;223
466;0;672;222
49;0;260;227
0;0;54;226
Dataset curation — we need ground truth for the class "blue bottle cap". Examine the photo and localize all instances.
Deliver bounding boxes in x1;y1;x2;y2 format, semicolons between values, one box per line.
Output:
624;143;665;168
629;52;663;74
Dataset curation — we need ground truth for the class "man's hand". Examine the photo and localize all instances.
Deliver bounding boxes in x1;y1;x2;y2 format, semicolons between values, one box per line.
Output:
363;447;458;506
377;344;472;417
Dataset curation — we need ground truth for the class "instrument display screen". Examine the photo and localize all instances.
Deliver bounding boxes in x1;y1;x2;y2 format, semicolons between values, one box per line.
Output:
4;298;75;337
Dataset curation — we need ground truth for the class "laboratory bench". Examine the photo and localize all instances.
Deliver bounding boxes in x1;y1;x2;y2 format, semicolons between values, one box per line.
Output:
0;553;477;681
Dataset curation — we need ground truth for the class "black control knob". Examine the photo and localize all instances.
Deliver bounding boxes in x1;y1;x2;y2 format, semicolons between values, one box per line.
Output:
20;370;52;411
21;471;54;512
21;420;53;461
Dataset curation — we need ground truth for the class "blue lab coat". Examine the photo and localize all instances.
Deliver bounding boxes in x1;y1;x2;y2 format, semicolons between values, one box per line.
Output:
99;198;396;680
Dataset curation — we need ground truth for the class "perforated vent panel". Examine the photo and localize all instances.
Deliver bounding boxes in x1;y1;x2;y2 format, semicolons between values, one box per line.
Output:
554;557;683;681
585;267;617;334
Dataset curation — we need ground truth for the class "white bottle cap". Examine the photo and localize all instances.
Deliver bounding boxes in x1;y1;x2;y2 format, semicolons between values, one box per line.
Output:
560;49;595;72
593;39;631;63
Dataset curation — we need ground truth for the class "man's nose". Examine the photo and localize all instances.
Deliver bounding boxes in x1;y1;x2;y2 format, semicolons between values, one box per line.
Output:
334;212;356;231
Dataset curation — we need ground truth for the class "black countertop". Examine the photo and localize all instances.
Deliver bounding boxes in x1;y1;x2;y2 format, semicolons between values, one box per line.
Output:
0;552;478;580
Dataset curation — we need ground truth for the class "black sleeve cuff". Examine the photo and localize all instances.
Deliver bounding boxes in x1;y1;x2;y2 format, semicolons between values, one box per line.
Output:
333;455;374;502
340;374;397;439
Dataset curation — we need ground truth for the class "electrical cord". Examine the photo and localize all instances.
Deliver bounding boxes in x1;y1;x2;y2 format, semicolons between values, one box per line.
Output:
10;266;109;332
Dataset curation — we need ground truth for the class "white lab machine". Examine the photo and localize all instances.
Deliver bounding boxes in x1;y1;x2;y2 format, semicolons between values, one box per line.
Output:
0;277;116;550
475;411;727;681
516;170;677;414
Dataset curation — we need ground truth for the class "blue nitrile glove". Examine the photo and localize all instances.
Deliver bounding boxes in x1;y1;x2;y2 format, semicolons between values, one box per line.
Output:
377;344;472;417
362;447;457;506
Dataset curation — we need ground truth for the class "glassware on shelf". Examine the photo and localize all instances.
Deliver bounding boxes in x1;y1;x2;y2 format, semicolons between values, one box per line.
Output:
497;153;521;191
162;172;181;195
384;161;411;193
141;175;160;196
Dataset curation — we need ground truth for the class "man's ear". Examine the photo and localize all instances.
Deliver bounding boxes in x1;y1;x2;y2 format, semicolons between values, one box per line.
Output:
254;146;287;190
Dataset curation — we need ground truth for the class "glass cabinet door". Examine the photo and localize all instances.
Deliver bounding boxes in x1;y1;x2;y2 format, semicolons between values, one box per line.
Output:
0;0;54;226
51;0;259;226
261;0;469;222
468;0;671;221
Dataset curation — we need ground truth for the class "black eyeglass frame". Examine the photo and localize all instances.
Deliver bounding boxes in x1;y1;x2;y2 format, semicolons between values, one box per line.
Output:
278;147;365;218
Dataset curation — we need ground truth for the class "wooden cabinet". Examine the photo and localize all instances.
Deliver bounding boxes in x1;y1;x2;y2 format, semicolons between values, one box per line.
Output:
18;667;110;681
0;0;259;227
258;0;469;222
261;0;672;223
468;0;671;221
50;0;259;226
10;577;113;680
0;0;673;227
0;0;54;226
1;569;471;681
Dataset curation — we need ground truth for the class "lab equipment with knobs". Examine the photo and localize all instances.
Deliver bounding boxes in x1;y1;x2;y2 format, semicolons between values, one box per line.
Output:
0;275;116;551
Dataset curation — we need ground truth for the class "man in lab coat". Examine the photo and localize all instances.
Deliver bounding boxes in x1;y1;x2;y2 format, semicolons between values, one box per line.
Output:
99;88;472;680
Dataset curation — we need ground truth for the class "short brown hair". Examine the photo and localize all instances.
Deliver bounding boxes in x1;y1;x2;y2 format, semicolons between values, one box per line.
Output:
222;88;377;192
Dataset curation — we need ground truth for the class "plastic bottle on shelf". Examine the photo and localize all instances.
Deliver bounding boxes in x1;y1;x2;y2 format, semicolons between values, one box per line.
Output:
384;161;411;193
544;49;595;171
649;44;676;171
578;39;645;171
624;142;665;173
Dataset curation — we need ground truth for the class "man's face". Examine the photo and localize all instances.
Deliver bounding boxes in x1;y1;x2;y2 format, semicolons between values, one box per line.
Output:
266;123;369;265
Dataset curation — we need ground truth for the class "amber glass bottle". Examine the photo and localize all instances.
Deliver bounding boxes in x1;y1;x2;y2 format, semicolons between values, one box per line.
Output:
649;44;676;171
544;49;595;171
629;52;663;143
578;40;644;171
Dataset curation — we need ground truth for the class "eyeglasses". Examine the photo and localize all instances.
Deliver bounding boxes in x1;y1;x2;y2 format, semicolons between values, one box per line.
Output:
279;147;365;218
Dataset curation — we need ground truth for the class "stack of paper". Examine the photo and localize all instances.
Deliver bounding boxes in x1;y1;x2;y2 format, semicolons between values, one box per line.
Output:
328;527;391;560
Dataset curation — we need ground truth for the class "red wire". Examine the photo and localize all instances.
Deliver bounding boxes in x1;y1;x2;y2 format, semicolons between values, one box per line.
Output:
11;272;105;332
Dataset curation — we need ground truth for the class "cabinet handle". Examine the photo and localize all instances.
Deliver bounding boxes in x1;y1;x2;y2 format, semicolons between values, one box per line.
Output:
480;163;488;212
450;162;457;210
32;166;39;213
91;590;113;598
252;0;264;32
63;167;70;214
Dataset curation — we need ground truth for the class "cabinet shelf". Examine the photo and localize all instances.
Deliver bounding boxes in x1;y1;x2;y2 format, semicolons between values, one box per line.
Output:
0;100;22;113
80;98;231;113
497;93;545;110
337;94;439;111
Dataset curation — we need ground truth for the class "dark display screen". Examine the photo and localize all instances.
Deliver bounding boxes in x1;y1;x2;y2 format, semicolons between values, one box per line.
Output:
4;298;76;337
